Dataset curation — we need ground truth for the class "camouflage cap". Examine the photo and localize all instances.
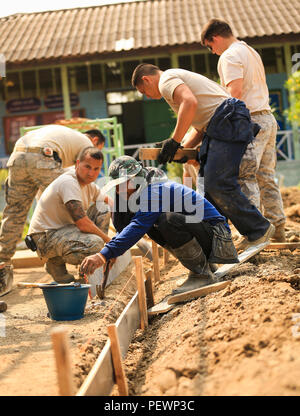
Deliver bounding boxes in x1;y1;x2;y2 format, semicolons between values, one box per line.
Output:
102;156;144;193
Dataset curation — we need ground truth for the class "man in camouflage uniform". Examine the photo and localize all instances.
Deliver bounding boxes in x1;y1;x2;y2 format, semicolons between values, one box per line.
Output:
201;19;286;247
27;146;110;284
0;125;105;296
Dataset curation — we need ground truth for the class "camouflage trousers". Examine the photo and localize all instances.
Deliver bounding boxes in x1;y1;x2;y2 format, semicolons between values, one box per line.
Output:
0;152;64;264
238;112;286;227
31;203;110;267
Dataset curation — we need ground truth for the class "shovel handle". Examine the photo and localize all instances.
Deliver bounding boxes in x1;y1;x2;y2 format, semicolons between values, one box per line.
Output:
17;282;44;288
17;282;81;288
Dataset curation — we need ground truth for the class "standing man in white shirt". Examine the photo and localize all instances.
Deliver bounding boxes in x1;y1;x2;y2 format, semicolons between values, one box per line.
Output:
201;18;286;243
131;63;275;255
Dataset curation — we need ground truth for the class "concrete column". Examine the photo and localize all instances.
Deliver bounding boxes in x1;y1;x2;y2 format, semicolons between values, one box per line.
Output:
60;65;71;120
171;53;179;68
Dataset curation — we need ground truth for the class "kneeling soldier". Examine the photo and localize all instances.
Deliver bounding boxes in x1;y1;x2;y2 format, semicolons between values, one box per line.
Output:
80;156;239;295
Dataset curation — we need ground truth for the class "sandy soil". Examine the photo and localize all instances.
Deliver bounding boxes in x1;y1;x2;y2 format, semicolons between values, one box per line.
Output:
1;186;300;396
0;261;138;396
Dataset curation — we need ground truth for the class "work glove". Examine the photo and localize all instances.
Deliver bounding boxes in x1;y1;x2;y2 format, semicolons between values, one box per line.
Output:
155;138;182;164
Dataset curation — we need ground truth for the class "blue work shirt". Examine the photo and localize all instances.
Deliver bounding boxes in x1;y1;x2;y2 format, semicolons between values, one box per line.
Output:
101;180;228;261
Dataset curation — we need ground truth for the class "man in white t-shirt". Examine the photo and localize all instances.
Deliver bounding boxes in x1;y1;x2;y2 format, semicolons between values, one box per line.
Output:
201;18;286;242
27;146;111;284
0;125;105;296
131;63;275;253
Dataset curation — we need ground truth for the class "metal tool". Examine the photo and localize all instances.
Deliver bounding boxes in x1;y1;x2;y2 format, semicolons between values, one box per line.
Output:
96;260;111;299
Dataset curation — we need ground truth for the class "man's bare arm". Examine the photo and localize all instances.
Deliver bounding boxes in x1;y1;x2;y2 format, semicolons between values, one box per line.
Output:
182;128;204;148
227;78;243;100
171;84;198;143
65;200;111;243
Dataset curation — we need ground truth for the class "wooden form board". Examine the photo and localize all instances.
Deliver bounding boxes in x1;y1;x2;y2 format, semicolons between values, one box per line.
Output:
76;291;140;396
139;148;198;161
265;242;300;250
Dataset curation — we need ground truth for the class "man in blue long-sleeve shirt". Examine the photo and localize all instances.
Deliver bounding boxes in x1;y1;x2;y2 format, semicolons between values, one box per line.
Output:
80;156;239;294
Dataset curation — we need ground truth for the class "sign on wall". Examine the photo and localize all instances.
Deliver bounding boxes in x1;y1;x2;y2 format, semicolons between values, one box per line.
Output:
6;98;41;113
44;93;79;109
3;109;85;154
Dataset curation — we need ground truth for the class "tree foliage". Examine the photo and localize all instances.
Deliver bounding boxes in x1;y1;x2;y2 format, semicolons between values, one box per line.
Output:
285;71;300;127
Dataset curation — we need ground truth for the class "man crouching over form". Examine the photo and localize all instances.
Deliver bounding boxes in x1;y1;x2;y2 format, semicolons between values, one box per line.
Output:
27;147;112;283
80;156;239;295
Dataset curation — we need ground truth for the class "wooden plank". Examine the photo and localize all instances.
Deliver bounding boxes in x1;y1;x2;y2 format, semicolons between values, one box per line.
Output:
168;281;231;305
77;292;140;396
148;298;174;316
139;147;197;161
134;256;148;330
163;249;170;266
152;241;160;283
107;324;128;396
76;340;113;396
12;249;46;268
115;293;140;359
51;327;74;396
265;242;300;250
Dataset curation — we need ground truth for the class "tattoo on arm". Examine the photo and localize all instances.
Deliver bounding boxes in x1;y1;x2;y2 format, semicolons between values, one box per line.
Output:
65;200;86;222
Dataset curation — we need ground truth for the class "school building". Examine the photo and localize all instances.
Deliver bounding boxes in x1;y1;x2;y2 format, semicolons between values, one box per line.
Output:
0;0;299;165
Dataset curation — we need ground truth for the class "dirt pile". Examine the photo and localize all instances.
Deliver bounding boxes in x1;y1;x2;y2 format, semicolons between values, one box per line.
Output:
114;187;300;396
281;187;300;223
120;247;300;396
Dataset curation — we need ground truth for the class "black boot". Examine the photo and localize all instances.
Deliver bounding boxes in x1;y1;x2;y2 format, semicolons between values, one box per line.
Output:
168;238;218;295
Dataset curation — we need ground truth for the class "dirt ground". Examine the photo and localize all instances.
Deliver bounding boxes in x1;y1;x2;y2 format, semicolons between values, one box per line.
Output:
1;186;300;396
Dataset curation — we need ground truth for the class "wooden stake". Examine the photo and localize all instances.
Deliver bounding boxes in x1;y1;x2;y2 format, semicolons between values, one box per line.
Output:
51;327;74;396
152;241;160;282
163;249;169;266
107;324;129;396
144;268;154;308
134;256;148;329
139;147;197;161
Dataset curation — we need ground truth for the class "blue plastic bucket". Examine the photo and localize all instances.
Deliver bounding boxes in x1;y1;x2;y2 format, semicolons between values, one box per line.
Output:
42;284;91;321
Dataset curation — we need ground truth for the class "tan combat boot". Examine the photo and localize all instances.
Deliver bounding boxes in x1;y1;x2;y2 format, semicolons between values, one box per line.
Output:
271;223;286;242
235;223;275;251
45;257;75;283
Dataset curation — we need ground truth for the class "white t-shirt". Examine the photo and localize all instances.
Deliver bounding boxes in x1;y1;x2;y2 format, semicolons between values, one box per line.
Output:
14;125;93;167
218;41;271;113
159;69;229;131
28;167;105;234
